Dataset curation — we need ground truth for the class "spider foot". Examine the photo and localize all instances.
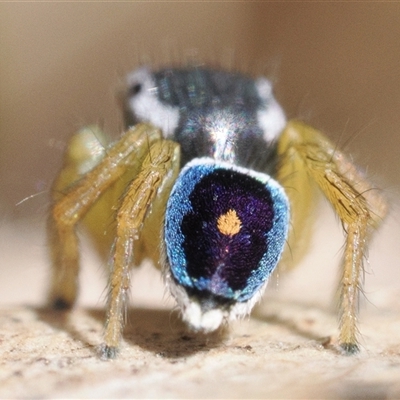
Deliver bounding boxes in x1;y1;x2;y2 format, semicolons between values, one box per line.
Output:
51;297;73;311
98;343;119;360
340;342;360;355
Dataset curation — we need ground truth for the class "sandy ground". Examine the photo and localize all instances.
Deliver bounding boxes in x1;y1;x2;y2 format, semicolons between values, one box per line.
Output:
1;201;400;399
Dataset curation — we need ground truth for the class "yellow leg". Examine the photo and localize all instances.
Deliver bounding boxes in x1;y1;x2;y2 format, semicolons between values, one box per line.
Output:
278;120;387;353
322;168;369;353
48;124;161;309
101;139;180;359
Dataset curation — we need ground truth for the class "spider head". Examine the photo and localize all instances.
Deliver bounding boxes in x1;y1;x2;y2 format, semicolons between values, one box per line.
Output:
163;158;289;332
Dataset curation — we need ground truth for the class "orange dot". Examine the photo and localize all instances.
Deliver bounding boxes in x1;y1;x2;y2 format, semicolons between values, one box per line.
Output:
217;209;242;236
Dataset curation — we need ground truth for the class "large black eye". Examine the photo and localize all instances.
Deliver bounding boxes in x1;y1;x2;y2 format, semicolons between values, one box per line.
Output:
128;83;142;97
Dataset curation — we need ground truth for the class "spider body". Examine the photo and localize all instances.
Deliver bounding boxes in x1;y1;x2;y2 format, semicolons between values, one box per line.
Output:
126;68;289;332
49;66;387;359
126;67;284;171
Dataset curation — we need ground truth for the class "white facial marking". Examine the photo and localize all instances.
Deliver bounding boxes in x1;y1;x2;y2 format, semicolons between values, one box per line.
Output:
255;77;287;142
126;67;180;137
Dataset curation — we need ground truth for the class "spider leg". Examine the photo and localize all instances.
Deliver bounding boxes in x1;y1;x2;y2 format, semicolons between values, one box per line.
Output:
48;123;161;310
101;139;180;359
277;120;387;354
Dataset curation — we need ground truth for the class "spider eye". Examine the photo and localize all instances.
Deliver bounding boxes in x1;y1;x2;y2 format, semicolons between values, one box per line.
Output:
128;83;142;97
164;158;289;304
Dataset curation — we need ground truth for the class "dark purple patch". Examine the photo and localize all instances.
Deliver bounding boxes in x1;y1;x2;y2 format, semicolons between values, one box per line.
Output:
181;169;274;294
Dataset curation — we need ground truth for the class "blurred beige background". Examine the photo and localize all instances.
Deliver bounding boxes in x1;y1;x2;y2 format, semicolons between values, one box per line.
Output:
1;2;399;215
1;4;400;399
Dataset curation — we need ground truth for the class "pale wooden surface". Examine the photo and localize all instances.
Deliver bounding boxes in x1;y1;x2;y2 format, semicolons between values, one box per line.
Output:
1;204;399;399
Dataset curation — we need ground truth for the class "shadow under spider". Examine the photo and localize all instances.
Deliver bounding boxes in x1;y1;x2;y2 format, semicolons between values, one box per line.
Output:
252;299;337;351
35;306;227;359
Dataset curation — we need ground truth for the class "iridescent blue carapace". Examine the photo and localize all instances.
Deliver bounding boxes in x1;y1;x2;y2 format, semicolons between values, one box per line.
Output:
164;158;289;306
